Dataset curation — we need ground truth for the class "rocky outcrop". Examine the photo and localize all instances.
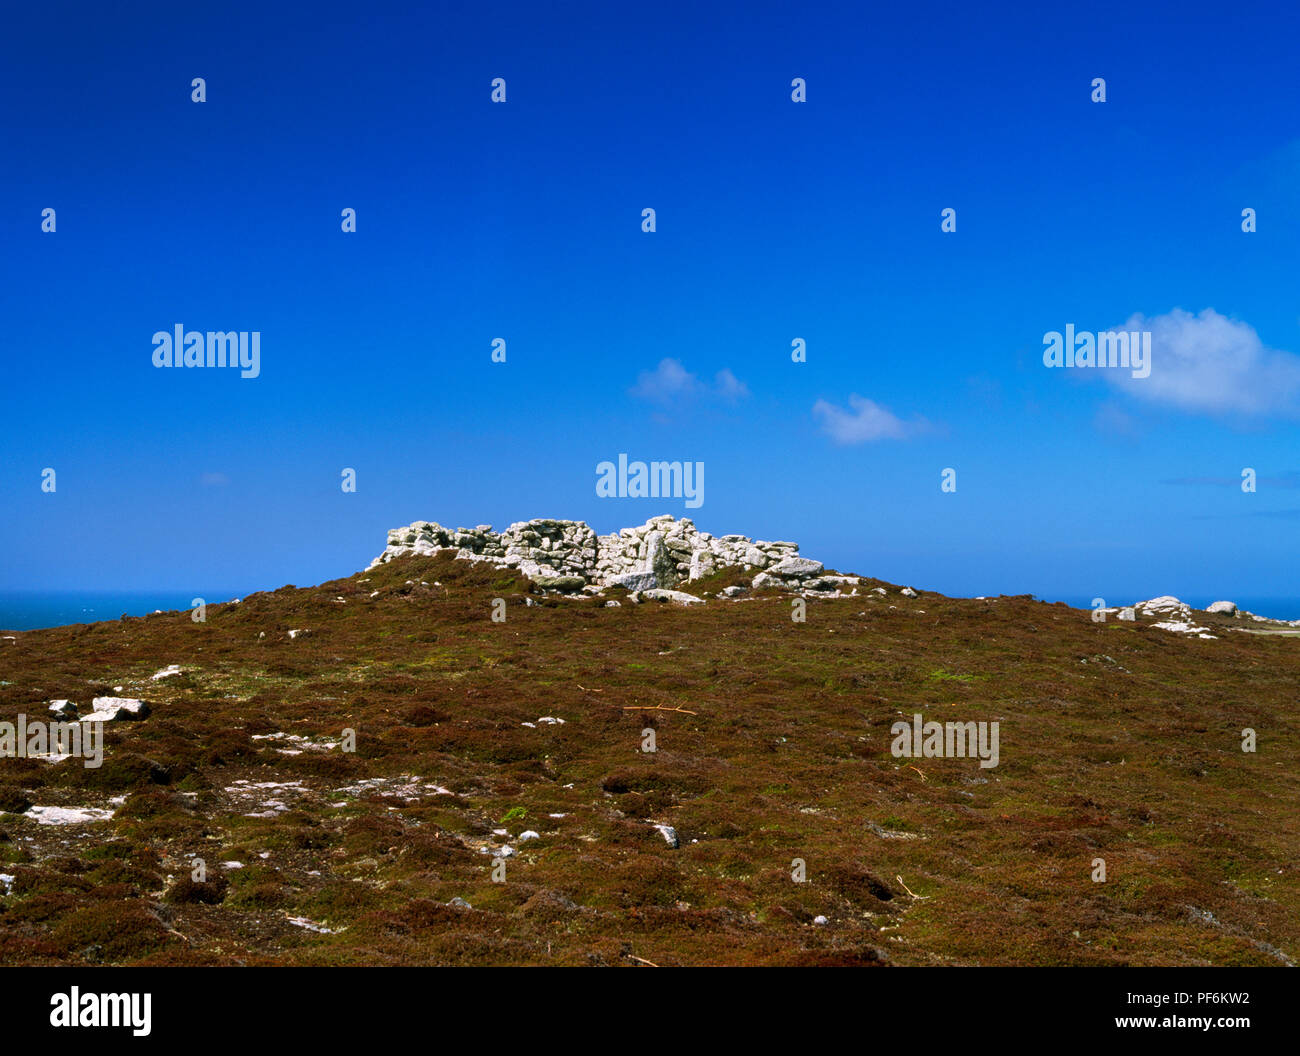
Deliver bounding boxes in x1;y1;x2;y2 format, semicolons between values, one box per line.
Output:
1114;596;1300;636
370;515;828;592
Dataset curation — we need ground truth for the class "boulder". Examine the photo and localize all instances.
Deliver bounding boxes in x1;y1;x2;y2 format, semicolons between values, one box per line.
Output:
607;571;657;592
1135;596;1187;614
770;556;824;578
80;697;150;723
644;532;680;588
1206;601;1237;615
531;576;587;593
641;589;704;605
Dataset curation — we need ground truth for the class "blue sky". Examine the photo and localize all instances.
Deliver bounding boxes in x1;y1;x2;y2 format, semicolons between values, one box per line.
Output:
3;0;1299;605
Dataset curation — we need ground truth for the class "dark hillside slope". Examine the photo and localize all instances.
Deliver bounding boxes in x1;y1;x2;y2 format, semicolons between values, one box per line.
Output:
0;554;1296;966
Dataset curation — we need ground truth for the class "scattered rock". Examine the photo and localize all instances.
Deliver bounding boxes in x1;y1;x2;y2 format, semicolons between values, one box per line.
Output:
22;805;115;825
653;823;679;848
287;915;341;935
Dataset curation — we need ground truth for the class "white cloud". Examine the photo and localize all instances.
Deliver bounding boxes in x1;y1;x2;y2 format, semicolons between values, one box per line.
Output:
1108;308;1300;416
713;368;750;402
631;358;699;402
812;395;927;444
1093;401;1140;437
630;358;749;405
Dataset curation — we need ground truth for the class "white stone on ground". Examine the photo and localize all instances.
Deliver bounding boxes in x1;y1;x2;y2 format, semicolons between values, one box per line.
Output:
23;805;115;825
79;697;149;722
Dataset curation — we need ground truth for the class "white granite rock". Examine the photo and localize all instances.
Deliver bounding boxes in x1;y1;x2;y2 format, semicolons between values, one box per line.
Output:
80;697;149;722
641;589;704;605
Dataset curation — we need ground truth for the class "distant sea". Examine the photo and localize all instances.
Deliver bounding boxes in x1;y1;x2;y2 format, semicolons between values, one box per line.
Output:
0;591;245;631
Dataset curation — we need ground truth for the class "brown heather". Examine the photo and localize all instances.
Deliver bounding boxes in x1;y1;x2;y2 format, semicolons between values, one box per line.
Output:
0;552;1296;966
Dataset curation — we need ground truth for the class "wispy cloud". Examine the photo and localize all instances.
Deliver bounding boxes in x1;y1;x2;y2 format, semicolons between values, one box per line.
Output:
713;368;750;403
812;394;930;444
1093;401;1140;437
630;358;750;405
1106;308;1300;417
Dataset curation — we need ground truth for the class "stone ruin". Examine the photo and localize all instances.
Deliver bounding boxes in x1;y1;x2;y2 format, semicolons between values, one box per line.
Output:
369;514;860;596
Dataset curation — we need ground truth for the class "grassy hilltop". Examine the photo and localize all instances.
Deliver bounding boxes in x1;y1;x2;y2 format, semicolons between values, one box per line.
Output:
1;553;1297;966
